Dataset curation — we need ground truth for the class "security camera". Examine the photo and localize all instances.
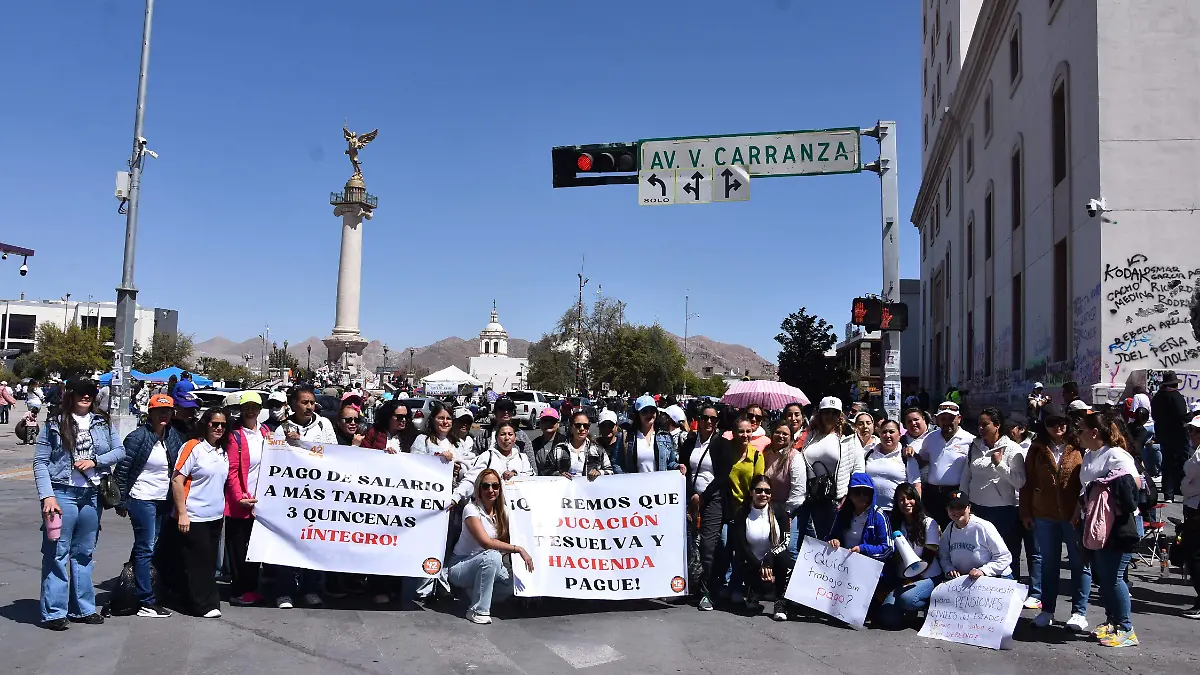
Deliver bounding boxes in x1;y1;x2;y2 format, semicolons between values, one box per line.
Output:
19;263;28;276
1086;198;1107;218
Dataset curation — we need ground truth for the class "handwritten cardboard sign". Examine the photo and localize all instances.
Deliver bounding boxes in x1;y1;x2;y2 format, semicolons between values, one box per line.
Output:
784;536;884;629
918;576;1028;649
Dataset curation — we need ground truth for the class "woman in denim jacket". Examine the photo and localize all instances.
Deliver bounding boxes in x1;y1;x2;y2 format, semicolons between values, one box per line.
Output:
33;379;125;630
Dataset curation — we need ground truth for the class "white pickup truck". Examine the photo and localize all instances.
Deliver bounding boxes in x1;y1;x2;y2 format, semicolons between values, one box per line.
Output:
508;390;553;429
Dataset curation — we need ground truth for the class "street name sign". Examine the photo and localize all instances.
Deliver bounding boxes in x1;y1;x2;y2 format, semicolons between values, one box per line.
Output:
639;127;860;178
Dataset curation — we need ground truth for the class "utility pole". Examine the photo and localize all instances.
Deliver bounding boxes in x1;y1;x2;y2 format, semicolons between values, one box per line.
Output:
863;121;901;423
62;293;71;330
576;263;588;396
408;347;415;386
112;0;154;438
307;344;312;372
682;293;699;397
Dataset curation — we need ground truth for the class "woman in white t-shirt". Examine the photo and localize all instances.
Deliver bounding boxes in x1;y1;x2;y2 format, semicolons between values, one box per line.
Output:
1076;412;1142;648
411;401;457;462
170;410;230;618
446;468;534;624
864;419;922;514
878;482;941;629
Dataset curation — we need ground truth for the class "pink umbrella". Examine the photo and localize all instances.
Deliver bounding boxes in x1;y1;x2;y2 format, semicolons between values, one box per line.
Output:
721;380;810;410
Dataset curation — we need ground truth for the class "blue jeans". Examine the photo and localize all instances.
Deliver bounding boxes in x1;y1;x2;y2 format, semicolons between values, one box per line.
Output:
1092;547;1133;631
1021;519;1042;600
877;577;936;629
1142;442;1161;478
1034;518;1090;616
126;497;169;604
971;504;1021;576
40;485;100;621
447;549;513;615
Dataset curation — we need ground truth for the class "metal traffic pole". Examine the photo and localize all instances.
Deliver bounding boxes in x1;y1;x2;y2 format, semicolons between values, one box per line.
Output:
863;121;901;422
112;0;155;440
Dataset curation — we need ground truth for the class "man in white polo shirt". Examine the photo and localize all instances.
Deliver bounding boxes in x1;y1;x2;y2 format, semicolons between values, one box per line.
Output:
920;401;975;528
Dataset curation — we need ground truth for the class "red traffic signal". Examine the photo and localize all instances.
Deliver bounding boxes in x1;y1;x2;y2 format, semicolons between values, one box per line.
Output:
553;143;639;188
851;298;909;331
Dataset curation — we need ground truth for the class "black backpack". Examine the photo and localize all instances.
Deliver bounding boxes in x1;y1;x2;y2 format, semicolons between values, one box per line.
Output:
103;561;154;616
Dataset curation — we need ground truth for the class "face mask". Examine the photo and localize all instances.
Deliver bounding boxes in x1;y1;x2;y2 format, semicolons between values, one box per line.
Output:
270;408;286;421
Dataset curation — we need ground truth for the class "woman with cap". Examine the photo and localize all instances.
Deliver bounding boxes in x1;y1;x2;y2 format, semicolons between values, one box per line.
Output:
877;482;941;629
225;392;272;607
34;379;126;630
613;395;684;474
729;474;793;620
937;490;1013;581
0;379;15;424
1020;402;1089;630
113;391;184;619
1076;412;1142;647
679;403;733;610
168;409;230;617
264;391;289;432
548;410;613;480
663;404;689;450
958;407;1025;582
798;396;864;540
361;399;416;453
532;407;564;476
450;407;477;457
593;408;626;467
471;397;533;464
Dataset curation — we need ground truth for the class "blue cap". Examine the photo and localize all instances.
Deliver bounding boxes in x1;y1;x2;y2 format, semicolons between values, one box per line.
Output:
634;395;657;412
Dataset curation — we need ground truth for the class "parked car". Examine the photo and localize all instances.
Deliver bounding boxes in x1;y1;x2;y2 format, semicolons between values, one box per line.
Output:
508;390;553;429
398;397;435;433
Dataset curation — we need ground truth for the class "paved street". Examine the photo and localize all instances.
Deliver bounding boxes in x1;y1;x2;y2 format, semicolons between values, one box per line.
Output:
0;424;1197;675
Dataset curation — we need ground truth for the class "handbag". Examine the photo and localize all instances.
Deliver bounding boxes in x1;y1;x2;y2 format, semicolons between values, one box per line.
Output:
804;447;837;502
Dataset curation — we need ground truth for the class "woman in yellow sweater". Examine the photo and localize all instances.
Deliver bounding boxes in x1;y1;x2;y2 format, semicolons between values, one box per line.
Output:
724;413;766;606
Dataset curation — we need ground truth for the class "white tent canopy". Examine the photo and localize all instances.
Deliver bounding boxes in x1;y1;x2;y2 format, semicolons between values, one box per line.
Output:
420;365;480;386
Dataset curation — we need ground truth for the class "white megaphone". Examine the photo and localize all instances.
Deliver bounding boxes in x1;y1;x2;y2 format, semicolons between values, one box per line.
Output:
892;530;928;579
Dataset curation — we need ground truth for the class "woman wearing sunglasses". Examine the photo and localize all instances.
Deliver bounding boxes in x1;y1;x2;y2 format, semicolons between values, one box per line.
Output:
333;402;364;446
730;474;793;620
548;411;612;480
446;468;534;624
361;400;417;453
166;409;230;617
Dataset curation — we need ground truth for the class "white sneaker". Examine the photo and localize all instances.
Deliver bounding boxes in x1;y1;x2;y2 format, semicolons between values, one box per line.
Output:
1065;613;1089;631
303;593;323;607
203;608;222;618
276;596;294;609
1032;611;1054;628
467;611;492;624
136;604;172;618
1023;596;1043;610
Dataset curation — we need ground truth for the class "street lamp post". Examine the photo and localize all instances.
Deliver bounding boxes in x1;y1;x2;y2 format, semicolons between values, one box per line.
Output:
682;293;699;397
62;293;71;330
576;270;588;395
408;348;415;385
383;344;389;379
307;344;312;372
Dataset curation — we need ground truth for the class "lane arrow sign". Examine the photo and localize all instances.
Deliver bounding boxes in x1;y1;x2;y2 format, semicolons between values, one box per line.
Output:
682;171;704;200
647;173;667;197
721;168;742;198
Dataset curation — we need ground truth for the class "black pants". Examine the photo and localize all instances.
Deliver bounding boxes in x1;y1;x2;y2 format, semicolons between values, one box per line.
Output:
924;484;956;529
694;491;725;596
739;549;794;602
806;499;837;540
1185;506;1200;598
224;516;258;597
178;519;223;614
1162;442;1188;498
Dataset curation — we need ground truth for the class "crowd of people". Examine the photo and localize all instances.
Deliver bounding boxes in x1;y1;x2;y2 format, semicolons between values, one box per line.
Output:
26;373;1200;650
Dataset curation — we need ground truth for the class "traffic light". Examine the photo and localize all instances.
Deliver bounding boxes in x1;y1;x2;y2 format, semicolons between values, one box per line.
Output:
852;297;882;327
851;298;909;331
552;143;639;188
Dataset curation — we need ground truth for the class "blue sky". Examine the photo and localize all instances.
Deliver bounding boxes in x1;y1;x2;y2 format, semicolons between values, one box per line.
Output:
0;0;921;361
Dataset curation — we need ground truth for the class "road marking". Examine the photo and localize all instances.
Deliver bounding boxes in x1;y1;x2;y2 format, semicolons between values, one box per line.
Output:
0;468;32;480
543;641;625;669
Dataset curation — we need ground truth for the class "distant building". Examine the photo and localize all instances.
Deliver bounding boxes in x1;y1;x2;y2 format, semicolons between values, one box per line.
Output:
837;323;882;399
468;305;528;393
1;297;177;367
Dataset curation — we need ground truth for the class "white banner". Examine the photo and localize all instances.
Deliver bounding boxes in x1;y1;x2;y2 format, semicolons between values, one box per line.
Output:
918;576;1028;649
505;473;688;600
247;440;452;577
784;536;884;629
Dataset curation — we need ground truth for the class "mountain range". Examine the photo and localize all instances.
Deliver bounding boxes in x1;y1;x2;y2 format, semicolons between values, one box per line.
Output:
193;332;775;378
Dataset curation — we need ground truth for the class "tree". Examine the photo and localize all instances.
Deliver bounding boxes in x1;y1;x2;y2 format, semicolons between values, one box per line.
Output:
269;343;300;372
196;356;255;385
32;323;112;379
775;307;851;403
134;331;194;372
12;353;42;380
590;324;686;395
684;371;729;398
527;334;574;393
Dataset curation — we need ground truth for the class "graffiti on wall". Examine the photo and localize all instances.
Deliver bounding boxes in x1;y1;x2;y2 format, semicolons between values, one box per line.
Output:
1101;253;1200;379
1072;283;1102;387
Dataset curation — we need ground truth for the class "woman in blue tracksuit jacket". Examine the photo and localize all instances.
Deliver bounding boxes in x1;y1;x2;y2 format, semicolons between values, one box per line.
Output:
825;472;893;562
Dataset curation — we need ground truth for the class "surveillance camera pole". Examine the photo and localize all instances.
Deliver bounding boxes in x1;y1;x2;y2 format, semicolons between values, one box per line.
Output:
112;0;154;439
863;121;901;422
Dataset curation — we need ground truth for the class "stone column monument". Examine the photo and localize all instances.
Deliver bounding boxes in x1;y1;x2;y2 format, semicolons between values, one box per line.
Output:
324;127;379;381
